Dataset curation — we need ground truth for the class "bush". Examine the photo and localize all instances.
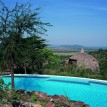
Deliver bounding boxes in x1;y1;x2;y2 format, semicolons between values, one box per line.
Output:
0;78;10;104
28;93;37;103
0;78;21;104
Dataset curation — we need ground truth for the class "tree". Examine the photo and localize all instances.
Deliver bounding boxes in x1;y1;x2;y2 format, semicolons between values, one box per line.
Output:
0;1;51;89
89;49;107;79
15;36;46;74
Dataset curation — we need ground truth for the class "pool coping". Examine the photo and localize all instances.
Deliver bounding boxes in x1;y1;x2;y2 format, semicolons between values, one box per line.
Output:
1;74;107;86
43;74;107;86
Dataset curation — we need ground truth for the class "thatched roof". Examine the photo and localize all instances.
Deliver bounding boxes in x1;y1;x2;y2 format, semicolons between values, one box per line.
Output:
70;49;99;70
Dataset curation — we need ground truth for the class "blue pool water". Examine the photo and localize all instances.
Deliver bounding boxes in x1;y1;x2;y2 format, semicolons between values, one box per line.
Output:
1;75;107;107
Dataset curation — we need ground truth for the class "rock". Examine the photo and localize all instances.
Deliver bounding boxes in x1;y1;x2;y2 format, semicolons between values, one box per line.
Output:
2;90;89;107
0;103;42;107
0;104;13;107
12;101;43;107
52;95;61;102
32;104;42;107
52;95;68;102
46;96;52;101
60;95;69;101
21;94;31;101
16;89;25;94
69;101;89;107
46;102;55;107
26;91;33;96
51;95;89;107
34;92;47;99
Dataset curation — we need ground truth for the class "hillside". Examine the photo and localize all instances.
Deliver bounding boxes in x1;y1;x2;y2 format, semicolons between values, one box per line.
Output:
48;45;107;52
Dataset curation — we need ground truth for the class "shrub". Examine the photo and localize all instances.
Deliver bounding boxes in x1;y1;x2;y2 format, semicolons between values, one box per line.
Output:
0;78;10;104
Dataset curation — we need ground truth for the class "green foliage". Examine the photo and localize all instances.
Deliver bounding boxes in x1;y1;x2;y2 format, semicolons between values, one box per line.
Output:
29;48;61;74
39;48;60;64
0;78;10;91
9;90;21;103
44;50;107;80
0;78;10;104
28;93;37;103
44;64;100;79
89;49;107;80
0;78;21;104
0;0;51;79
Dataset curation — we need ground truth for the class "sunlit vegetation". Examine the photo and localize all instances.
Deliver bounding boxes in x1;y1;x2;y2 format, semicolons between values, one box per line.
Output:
44;49;107;80
89;49;107;80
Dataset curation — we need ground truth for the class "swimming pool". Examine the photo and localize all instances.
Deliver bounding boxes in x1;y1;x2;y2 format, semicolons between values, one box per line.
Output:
1;74;107;107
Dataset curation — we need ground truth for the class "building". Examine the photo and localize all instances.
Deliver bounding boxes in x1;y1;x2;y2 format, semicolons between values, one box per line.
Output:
65;48;99;70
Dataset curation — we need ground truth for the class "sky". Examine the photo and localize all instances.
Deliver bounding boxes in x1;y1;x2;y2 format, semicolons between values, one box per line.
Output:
2;0;107;47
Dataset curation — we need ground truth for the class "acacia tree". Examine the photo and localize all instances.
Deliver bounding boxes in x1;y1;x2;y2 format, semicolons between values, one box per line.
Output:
0;1;50;89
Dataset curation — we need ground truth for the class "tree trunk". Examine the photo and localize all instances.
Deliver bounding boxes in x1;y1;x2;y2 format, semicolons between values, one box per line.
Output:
24;66;27;74
10;49;14;90
11;65;14;90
